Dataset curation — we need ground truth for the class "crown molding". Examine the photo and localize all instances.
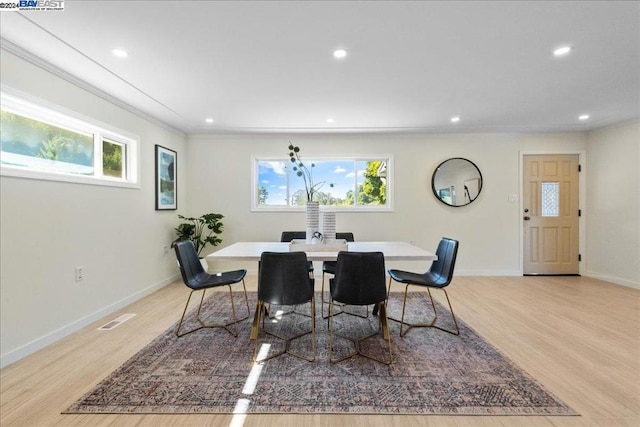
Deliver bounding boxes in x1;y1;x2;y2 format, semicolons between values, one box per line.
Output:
1;37;186;138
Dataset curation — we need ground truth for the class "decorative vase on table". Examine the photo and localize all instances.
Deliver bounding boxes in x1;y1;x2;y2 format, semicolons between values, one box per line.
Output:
321;211;336;241
305;201;320;243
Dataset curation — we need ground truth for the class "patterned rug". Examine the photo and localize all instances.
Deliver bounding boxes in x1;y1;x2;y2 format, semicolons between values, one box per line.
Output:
64;292;577;415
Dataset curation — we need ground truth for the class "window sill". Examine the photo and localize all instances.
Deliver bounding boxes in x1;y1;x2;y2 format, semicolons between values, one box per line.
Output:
251;205;393;213
1;166;140;189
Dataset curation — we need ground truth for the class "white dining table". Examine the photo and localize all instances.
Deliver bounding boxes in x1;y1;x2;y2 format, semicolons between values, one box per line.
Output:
207;240;436;340
206;241;437;263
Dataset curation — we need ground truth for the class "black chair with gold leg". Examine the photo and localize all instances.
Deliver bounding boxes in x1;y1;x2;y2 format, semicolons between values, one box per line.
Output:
279;231;314;318
321;232;355;319
387;237;460;337
251;251;316;363
280;231;314;274
174;240;250;338
329;251;392;365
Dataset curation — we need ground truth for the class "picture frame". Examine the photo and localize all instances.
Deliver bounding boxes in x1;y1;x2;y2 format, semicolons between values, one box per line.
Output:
155;145;177;210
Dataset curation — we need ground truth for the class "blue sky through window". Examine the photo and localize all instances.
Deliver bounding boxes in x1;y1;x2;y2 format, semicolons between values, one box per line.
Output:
256;157;388;207
258;159;361;205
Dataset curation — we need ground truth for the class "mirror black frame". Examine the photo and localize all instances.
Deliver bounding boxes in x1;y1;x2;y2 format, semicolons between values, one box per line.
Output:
432;157;483;207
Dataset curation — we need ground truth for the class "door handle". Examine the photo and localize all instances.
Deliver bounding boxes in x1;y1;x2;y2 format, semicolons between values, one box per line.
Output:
523;216;530;221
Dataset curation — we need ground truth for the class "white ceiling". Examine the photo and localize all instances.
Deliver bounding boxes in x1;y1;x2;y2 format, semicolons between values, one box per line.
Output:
1;1;639;135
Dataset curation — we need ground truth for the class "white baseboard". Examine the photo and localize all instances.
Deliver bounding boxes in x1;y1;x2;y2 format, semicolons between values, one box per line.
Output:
585;271;640;290
454;270;522;276
0;274;180;369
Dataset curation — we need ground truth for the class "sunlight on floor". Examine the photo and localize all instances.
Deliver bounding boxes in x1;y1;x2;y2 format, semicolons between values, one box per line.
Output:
229;343;271;427
272;309;284;322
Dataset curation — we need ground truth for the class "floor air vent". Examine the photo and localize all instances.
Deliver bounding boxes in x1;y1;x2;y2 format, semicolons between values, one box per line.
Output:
98;314;136;330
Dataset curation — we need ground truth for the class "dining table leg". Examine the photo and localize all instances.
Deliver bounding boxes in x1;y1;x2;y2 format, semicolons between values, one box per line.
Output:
250;301;262;340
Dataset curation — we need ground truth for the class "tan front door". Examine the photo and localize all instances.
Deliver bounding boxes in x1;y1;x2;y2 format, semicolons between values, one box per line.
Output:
523;155;580;275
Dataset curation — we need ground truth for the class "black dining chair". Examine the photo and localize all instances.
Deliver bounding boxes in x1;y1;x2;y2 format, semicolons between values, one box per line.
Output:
321;232;356;320
280;231;314;274
251;251;316;362
387;237;460;336
174;240;250;337
329;251;392;365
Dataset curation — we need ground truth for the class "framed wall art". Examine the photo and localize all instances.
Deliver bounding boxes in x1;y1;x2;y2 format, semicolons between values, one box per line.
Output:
155;145;177;210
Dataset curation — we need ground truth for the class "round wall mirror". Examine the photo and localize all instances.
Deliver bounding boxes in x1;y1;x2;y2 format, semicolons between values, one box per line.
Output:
432;158;483;207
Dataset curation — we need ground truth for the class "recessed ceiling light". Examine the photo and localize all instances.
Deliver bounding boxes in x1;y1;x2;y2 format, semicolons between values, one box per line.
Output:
450;116;460;123
333;48;348;59
111;48;129;58
205;118;214;123
326;118;335;123
553;46;572;56
578;114;590;121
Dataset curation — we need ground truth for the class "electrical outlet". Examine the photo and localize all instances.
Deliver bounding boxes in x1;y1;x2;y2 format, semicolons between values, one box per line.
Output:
75;266;84;282
163;245;170;254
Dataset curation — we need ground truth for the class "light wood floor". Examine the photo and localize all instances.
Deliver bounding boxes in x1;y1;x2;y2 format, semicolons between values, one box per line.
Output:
1;275;638;427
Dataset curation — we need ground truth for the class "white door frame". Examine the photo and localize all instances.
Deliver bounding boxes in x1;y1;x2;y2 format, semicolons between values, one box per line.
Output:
519;150;587;275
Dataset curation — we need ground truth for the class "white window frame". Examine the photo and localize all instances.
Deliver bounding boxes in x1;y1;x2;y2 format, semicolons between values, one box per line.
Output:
0;87;140;189
251;155;394;212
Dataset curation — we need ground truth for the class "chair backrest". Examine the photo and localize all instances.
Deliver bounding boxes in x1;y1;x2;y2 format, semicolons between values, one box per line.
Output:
258;251;314;305
427;237;459;287
280;231;306;242
331;251;386;305
335;232;355;242
174;240;206;289
282;231;354;242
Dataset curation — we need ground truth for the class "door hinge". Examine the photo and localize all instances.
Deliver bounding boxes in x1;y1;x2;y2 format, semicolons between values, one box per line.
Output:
578;209;582;217
578;254;582;262
578;164;582;172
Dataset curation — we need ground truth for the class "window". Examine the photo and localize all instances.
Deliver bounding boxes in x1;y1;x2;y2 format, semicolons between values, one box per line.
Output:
0;90;139;187
253;156;392;211
541;182;560;217
102;139;126;179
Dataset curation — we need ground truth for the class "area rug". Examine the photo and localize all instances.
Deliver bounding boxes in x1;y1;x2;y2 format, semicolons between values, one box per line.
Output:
64;292;577;415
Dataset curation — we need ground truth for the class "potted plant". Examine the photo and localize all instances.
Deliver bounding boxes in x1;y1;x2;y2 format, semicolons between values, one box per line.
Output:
173;213;224;270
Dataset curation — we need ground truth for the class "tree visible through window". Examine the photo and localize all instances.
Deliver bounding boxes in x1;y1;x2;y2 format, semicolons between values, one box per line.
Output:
255;157;390;209
102;139;124;178
1;111;94;175
1;91;137;186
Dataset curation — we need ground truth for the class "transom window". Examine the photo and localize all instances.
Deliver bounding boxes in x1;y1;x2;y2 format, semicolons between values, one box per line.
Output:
1;90;139;188
253;156;392;211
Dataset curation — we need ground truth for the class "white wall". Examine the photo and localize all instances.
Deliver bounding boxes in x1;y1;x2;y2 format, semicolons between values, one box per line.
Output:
585;121;640;288
0;50;187;367
186;132;588;276
2;49;637;369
